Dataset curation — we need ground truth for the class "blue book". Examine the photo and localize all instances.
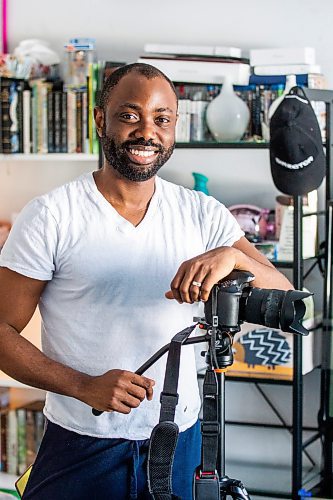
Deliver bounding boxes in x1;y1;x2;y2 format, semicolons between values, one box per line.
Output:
249;74;308;86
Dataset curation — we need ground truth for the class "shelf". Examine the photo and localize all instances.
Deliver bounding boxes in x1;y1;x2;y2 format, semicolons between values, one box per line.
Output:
175;141;269;149
0;153;98;162
0;471;18;493
0;372;33;389
226;460;321;498
197;371;293;385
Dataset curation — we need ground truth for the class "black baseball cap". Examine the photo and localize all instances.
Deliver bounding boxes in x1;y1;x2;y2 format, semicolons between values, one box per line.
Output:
270;86;326;196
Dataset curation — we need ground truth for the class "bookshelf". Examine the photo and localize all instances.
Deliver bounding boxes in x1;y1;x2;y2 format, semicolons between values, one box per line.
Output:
0;74;331;499
0;153;98;162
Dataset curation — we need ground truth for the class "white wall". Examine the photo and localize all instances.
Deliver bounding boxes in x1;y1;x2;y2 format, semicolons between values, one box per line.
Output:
7;0;333;86
3;0;330;493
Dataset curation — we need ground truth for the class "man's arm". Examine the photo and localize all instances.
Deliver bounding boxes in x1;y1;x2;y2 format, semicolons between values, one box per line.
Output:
165;236;292;303
0;267;154;413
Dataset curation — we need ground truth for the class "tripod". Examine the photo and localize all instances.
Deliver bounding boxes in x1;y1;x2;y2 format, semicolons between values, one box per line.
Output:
92;270;310;498
135;323;250;500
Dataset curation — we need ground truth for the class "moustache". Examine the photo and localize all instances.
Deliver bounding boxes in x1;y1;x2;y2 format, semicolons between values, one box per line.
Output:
121;138;163;152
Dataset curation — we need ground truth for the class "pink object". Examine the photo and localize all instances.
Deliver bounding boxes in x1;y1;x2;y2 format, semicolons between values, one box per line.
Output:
2;0;7;53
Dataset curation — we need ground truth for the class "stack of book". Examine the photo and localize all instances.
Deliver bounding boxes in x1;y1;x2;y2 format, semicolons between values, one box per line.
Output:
1;399;45;475
137;43;251;85
0;62;105;155
249;47;327;88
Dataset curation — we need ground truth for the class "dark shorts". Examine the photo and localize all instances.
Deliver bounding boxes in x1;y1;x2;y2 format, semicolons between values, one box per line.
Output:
22;419;201;500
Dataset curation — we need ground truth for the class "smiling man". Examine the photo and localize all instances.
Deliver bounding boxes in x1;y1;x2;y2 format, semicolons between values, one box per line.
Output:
0;63;292;499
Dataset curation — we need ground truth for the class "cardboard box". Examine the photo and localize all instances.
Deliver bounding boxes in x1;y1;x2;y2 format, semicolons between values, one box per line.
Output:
276;191;318;261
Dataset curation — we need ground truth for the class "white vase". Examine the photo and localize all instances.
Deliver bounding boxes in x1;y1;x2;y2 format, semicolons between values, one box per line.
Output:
206;76;250;142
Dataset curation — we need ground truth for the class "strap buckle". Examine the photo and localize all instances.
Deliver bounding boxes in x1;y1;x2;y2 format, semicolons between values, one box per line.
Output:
198;469;218;480
201;421;220;436
160;392;179;406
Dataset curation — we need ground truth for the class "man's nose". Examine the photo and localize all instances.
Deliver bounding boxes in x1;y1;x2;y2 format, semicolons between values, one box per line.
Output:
133;119;157;141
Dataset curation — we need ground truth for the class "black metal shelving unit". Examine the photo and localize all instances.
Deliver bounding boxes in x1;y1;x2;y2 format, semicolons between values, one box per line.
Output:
192;88;333;499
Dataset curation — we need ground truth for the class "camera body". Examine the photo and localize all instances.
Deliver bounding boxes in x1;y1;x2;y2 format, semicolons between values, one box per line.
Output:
200;270;312;370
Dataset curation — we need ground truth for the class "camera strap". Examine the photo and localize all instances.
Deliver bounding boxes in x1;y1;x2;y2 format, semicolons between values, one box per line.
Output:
147;324;197;500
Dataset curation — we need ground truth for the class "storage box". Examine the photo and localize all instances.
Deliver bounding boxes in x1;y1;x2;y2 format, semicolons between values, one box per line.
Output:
275;191;318;261
249;47;316;67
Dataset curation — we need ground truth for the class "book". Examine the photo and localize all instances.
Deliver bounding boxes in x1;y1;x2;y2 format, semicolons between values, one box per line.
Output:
23;86;32;154
253;63;321;76
249;73;327;89
6;409;18;475
250;47;316;67
16;408;27;474
0;78;24;154
143;43;242;59
137;57;250;85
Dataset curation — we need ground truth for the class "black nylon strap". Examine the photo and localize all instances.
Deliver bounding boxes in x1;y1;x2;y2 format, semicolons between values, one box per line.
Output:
201;369;219;473
159;324;197;422
147;324;197;499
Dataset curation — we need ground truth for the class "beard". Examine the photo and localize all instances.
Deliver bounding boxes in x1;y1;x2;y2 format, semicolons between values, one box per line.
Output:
100;131;175;182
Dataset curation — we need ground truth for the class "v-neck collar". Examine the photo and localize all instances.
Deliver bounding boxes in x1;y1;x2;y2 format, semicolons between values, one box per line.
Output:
84;172;161;235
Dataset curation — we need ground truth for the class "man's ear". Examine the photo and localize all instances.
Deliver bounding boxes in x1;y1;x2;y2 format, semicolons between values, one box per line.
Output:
94;107;104;137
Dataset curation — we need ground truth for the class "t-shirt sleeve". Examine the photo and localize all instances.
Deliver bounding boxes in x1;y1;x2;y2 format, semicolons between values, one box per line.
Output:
0;199;58;281
201;195;244;251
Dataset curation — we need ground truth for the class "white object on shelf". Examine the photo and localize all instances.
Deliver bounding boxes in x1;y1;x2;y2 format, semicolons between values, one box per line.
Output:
137;57;250;85
250;47;316;67
206;76;250;141
0;472;18;492
253;63;321;76
143;43;242;59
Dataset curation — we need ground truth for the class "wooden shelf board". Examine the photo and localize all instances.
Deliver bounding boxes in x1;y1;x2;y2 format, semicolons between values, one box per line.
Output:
0;153;98;162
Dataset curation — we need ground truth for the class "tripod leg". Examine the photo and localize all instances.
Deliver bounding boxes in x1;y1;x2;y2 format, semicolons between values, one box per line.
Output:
219;476;251;500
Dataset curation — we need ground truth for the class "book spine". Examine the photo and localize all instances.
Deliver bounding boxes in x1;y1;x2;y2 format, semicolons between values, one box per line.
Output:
16;408;27;475
67;90;76;153
6;409;18;475
54;91;62;153
25;410;36;467
47;90;54;153
76;91;83;153
0;410;8;472
1;78;13;153
82;90;88;153
17;81;24;153
23;88;32;154
31;83;38;153
61;91;68;153
41;83;49;154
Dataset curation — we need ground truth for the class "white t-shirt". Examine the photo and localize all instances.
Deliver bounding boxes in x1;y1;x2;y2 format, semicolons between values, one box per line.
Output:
0;173;244;439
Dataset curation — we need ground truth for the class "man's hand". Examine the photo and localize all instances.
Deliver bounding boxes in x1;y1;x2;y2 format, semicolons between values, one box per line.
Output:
82;369;155;414
165;246;239;304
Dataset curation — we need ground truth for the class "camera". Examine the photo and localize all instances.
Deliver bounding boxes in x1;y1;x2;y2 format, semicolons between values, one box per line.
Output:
200;270;311;370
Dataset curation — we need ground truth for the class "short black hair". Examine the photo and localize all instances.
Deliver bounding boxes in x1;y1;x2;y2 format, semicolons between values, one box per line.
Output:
98;63;178;111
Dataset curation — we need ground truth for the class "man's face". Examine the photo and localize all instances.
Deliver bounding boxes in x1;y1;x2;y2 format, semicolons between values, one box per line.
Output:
96;73;178;182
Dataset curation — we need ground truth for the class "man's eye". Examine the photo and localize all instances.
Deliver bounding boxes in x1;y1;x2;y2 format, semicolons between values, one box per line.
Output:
156;117;171;125
120;113;137;121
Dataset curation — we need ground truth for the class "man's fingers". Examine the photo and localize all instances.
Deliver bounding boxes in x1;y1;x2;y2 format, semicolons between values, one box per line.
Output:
169;267;186;303
198;272;216;302
131;374;155;400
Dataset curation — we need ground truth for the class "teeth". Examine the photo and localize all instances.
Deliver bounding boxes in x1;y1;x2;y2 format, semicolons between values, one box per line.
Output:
129;148;156;158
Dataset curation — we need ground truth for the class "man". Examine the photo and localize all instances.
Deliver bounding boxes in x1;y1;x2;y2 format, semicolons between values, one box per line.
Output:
0;63;292;499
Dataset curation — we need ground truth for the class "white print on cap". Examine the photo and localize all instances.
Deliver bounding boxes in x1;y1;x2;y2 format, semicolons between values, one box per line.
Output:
285;95;309;104
275;155;314;170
